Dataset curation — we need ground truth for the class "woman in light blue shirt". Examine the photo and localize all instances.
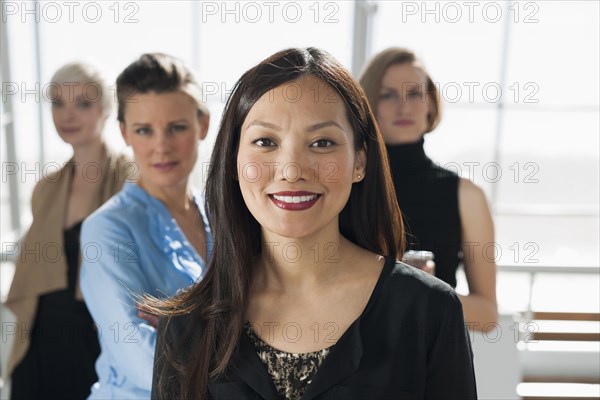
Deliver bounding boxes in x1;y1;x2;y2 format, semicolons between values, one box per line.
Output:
80;53;211;399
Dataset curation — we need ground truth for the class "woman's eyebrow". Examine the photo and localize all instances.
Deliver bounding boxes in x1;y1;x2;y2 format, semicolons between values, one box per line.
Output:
245;120;346;133
306;121;345;133
380;85;398;92
246;120;280;131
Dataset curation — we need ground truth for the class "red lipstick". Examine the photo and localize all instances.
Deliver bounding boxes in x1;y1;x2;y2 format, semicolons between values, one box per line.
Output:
393;119;415;127
269;191;321;211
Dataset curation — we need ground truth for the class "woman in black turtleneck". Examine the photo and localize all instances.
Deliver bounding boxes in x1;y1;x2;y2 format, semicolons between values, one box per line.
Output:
359;48;498;329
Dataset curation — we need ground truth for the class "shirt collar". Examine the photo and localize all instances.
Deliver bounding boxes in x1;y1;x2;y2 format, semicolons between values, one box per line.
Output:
122;182;211;274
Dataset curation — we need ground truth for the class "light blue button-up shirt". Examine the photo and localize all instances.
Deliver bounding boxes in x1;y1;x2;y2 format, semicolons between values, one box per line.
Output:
80;182;211;399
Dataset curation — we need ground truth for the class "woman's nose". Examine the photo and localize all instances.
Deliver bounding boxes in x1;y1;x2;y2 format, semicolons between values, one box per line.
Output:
59;106;76;123
396;96;410;112
278;146;313;183
153;132;173;153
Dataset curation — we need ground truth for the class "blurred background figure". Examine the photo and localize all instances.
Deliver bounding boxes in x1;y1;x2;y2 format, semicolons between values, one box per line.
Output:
79;53;211;399
360;48;498;329
4;62;131;399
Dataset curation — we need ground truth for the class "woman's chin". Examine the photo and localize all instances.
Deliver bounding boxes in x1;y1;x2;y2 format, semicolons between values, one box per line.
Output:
383;129;424;144
263;224;316;242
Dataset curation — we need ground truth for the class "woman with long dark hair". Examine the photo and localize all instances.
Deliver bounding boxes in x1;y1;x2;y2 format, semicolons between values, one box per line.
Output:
150;48;476;399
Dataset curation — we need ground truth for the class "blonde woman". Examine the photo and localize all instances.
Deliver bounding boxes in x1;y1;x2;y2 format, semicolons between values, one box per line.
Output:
6;62;132;399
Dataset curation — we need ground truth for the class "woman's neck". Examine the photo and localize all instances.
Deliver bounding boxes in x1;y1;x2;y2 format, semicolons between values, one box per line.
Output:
137;178;193;216
385;136;428;167
255;227;359;294
71;138;107;171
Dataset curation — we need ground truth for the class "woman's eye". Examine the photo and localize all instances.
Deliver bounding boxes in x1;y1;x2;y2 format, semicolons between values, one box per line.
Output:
253;138;276;147
76;101;92;109
170;124;188;133
311;139;334;148
135;127;151;136
380;92;397;101
51;100;64;108
407;91;423;99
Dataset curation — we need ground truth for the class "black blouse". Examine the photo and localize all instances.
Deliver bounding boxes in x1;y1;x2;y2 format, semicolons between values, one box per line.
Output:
387;138;462;287
152;258;477;399
244;322;332;399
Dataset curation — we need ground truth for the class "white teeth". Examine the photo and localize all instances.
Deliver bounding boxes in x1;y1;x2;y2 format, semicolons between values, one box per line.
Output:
273;194;318;204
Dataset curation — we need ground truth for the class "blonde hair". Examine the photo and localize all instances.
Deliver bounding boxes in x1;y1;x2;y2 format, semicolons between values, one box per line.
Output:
359;48;441;134
50;62;113;116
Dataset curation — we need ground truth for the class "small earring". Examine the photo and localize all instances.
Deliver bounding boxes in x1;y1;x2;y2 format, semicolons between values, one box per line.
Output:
357;174;361;180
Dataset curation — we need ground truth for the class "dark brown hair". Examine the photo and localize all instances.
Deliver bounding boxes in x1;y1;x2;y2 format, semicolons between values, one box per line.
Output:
359;47;442;134
116;53;208;122
149;47;404;399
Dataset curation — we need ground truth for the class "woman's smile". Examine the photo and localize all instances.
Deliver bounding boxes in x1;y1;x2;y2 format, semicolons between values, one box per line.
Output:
268;191;322;211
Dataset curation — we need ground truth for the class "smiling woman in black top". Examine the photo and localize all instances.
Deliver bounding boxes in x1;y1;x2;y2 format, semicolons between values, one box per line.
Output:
148;48;476;400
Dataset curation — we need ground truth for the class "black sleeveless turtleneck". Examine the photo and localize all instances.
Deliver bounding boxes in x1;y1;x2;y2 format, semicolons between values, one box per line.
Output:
386;138;462;288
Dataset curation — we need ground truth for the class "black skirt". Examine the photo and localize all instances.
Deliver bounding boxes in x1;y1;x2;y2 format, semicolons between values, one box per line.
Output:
10;221;100;400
